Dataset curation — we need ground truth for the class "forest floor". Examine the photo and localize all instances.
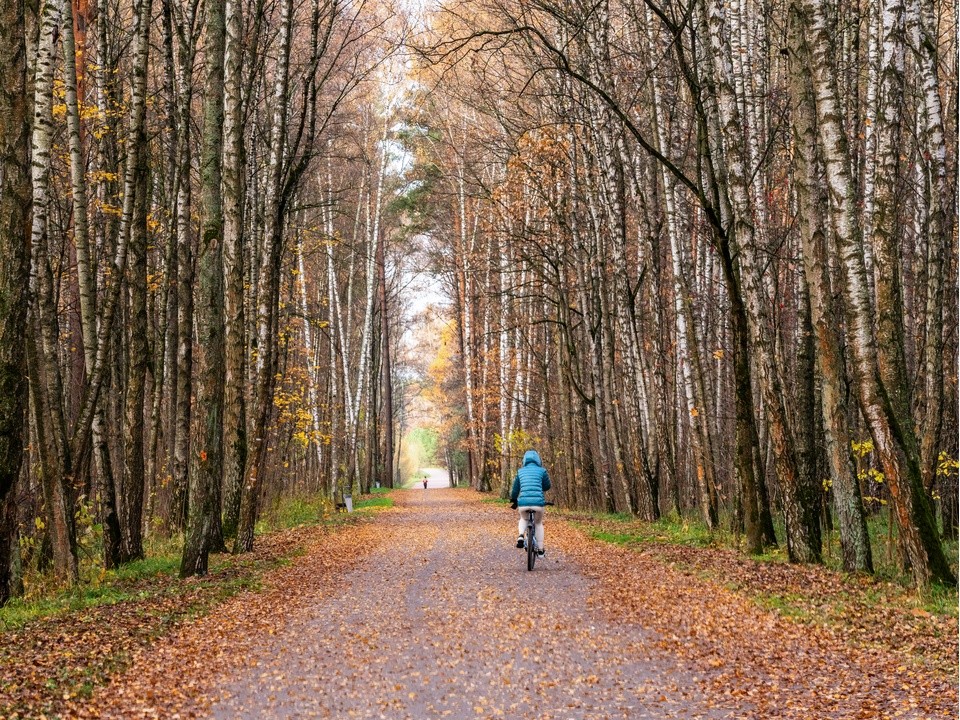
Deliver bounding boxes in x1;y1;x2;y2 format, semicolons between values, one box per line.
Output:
2;488;957;719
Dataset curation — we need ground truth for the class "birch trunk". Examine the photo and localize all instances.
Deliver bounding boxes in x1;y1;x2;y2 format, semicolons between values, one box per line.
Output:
221;0;247;537
906;0;952;491
236;0;294;553
96;0;151;563
871;0;912;433
60;0;95;363
455;161;478;489
171;6;198;531
159;0;179;491
182;0;226;576
121;115;149;563
800;0;954;585
704;0;820;562
31;0;79;583
376;219;394;488
788;1;873;572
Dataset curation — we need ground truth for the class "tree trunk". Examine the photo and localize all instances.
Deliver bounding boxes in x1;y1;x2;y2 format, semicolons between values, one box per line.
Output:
182;0;227;577
788;1;873;572
906;0;952;493
30;0;79;584
221;0;247;537
236;0;294;553
704;0;820;562
0;0;32;602
800;0;955;586
171;2;199;532
377;217;394;489
121;114;149;563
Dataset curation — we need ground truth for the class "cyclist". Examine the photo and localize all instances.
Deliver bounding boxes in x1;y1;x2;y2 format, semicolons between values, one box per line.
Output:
509;449;551;557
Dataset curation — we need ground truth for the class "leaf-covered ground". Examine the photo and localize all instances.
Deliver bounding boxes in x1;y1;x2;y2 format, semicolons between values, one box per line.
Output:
0;513;372;719
553;520;958;719
84;489;742;719
564;513;958;680
3;489;957;718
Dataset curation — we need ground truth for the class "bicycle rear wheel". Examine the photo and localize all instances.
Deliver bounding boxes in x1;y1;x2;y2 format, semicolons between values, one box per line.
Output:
526;527;536;571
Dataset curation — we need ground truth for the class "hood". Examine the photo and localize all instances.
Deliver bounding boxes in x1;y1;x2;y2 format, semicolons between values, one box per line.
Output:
522;450;542;467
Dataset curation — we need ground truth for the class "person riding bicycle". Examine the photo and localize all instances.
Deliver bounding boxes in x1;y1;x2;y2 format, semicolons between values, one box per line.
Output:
509;449;551;557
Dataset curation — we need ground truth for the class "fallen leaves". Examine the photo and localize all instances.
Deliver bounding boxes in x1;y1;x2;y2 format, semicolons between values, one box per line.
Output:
0;516;377;719
550;517;958;719
5;489;954;719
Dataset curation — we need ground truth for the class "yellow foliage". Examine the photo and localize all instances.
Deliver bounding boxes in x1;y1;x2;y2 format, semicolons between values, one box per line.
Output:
850;439;874;458
937;451;958;477
97;201;123;217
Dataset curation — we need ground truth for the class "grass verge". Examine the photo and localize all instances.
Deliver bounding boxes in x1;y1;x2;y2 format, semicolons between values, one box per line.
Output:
355;495;394;510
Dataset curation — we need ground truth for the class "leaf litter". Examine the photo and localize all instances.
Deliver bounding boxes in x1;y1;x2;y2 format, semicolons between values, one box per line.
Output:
550;519;957;719
2;489;955;719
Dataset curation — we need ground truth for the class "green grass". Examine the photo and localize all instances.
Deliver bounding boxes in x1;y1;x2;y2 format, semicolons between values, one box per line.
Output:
593;507;958;589
634;515;715;546
819;507;959;586
589;530;637;545
0;554;182;632
257;496;329;532
919;582;960;616
574;512;718;549
0;586;134;631
0;548;266;633
111;554;181;581
0;488;400;716
752;592;813;621
354;496;393;510
577;504;958;622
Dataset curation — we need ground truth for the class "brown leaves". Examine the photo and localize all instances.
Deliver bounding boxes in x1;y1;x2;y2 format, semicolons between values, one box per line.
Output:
551;519;958;719
0;518;374;719
7;490;955;719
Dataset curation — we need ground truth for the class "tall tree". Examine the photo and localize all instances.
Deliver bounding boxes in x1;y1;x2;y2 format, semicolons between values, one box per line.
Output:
182;0;227;576
0;0;31;604
221;0;247;538
799;0;954;586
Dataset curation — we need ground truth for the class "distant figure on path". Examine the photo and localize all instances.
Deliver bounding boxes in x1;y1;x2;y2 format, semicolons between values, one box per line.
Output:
422;476;428;489
509;450;551;557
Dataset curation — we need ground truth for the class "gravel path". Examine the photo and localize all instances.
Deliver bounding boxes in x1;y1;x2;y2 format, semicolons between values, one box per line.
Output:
206;489;739;719
89;487;953;719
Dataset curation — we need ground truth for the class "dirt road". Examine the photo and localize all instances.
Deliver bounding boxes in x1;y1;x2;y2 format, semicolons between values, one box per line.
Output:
91;489;955;719
208;489;737;719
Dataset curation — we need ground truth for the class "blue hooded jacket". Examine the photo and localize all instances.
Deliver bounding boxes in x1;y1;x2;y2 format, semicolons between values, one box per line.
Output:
510;450;551;507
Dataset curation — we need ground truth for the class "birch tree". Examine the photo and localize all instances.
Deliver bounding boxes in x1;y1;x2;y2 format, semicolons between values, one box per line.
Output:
794;0;953;586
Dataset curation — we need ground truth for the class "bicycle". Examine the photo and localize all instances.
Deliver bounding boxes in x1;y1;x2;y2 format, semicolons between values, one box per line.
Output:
522;501;553;571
